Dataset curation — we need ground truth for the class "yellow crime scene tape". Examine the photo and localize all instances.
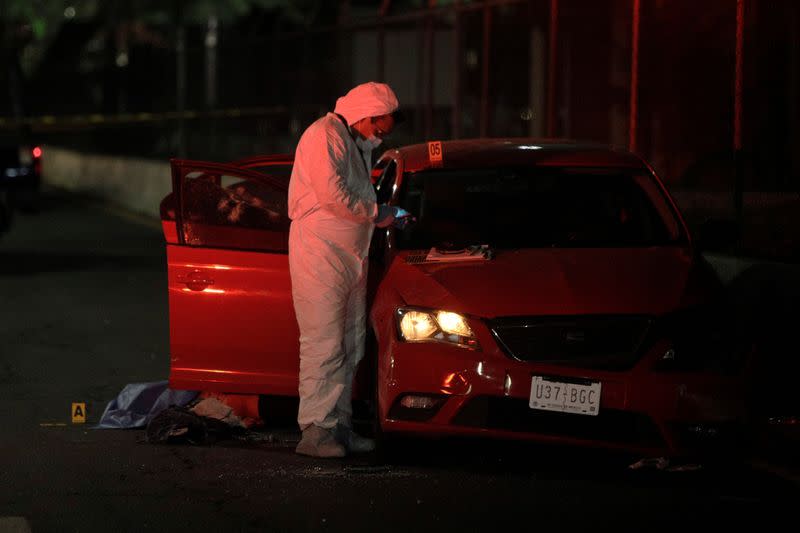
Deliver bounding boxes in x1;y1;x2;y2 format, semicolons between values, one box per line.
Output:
0;106;287;131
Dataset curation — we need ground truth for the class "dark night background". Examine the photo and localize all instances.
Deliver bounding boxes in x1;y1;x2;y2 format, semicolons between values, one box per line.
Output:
1;4;799;531
1;0;798;265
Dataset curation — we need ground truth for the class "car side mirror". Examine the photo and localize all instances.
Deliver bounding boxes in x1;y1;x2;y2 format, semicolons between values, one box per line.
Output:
695;218;741;252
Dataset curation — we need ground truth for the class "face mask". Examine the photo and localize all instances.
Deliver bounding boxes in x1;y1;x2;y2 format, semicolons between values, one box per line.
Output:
356;135;382;151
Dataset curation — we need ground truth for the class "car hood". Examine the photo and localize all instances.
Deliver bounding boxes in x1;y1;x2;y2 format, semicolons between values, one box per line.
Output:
388;247;698;318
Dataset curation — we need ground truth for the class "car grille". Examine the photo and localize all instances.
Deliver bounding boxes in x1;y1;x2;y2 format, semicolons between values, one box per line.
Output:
451;396;664;448
488;315;652;371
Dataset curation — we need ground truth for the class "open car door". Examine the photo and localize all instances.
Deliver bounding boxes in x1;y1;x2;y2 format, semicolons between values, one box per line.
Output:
161;157;298;395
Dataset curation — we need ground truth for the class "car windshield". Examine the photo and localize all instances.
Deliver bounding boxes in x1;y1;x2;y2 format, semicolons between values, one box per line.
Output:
395;167;686;250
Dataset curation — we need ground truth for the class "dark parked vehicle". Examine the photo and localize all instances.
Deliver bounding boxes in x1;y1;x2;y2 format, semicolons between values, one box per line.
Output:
0;130;42;220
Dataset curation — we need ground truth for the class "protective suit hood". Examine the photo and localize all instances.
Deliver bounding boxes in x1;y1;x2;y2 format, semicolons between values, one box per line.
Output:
333;82;399;125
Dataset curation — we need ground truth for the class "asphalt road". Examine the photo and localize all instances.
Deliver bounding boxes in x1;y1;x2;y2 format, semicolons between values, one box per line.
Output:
0;190;797;533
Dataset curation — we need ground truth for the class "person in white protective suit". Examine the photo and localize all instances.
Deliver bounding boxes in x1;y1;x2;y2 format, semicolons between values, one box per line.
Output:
288;82;409;458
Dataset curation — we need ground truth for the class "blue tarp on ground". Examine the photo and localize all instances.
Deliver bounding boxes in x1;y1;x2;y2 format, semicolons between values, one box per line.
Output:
95;380;199;429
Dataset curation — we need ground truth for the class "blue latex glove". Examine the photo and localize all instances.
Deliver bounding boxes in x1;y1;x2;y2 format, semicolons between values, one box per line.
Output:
391;207;415;229
375;205;415;229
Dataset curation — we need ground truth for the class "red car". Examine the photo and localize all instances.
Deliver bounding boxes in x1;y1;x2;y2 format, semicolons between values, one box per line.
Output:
161;139;751;456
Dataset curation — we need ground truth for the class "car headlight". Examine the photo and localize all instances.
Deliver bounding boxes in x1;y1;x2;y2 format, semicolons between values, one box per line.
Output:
396;307;480;349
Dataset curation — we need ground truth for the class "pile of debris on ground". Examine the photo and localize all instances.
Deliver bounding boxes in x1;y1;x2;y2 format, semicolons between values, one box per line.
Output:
96;381;299;445
145;391;262;444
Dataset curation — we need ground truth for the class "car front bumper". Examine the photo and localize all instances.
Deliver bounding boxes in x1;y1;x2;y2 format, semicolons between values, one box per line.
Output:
378;324;749;456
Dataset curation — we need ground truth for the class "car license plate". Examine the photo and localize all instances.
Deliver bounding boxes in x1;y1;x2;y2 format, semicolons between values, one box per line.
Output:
529;376;601;416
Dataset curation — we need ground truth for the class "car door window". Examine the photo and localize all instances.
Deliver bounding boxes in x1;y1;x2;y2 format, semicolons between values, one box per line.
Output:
237;161;293;187
181;169;290;252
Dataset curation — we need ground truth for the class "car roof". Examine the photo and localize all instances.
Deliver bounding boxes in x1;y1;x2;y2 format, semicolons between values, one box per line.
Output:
385;138;648;174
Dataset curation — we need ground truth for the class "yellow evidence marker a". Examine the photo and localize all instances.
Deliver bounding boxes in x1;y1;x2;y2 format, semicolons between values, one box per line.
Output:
71;402;86;424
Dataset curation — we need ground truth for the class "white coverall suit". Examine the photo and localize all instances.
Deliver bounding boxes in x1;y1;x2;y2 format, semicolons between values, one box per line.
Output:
288;84;397;432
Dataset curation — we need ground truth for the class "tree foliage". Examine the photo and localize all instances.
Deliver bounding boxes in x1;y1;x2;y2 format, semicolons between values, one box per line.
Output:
1;0;326;78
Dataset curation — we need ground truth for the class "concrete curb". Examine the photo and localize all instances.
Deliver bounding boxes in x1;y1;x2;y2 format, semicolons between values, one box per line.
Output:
0;517;32;533
42;145;171;220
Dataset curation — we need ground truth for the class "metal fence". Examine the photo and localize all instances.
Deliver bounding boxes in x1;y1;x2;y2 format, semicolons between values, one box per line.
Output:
6;0;799;260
